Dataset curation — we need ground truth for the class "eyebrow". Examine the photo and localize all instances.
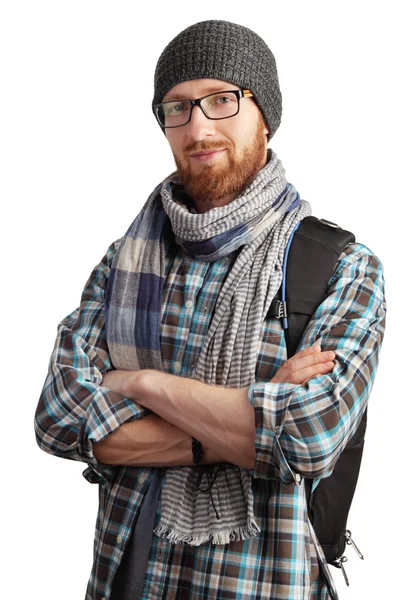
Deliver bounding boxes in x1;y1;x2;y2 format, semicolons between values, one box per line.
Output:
163;85;239;102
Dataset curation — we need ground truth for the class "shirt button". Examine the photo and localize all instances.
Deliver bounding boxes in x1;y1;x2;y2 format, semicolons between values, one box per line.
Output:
116;534;122;544
158;551;163;560
138;474;145;485
185;300;194;309
174;361;181;372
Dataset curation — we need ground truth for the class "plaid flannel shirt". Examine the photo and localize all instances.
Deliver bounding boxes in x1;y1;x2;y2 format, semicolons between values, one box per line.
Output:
35;235;386;600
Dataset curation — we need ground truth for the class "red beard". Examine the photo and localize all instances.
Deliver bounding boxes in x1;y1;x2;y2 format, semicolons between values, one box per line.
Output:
173;115;268;208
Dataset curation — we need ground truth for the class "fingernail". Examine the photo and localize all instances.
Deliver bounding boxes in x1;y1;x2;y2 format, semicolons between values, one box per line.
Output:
311;344;321;352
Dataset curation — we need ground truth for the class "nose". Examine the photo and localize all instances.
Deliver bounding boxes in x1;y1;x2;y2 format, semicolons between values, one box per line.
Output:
185;105;216;142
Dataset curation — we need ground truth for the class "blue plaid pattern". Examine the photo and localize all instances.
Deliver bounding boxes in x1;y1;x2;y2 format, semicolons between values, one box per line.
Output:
35;238;386;600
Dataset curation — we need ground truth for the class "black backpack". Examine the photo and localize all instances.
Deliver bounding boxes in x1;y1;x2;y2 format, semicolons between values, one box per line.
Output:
266;216;366;595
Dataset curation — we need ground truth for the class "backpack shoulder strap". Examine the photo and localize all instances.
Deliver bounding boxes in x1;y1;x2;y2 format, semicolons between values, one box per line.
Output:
267;216;355;355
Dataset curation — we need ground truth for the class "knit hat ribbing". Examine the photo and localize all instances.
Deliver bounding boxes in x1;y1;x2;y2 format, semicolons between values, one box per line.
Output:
152;20;282;140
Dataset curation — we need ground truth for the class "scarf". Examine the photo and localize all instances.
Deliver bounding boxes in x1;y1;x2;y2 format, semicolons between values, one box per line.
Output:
105;151;312;545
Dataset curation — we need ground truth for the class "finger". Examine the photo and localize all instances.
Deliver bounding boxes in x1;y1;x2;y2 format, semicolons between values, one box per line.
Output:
283;350;335;375
290;345;335;366
297;343;322;356
302;344;335;358
290;361;335;385
302;375;319;386
270;346;335;384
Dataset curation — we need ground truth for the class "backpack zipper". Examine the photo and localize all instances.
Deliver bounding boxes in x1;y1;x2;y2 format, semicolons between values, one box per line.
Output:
334;555;350;586
333;530;364;586
345;529;364;560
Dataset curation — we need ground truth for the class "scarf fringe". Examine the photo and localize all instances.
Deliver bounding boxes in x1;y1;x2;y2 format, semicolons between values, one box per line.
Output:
153;518;261;546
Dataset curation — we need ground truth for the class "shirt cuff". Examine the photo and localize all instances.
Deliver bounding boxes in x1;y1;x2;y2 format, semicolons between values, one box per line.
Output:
248;382;302;486
78;386;149;485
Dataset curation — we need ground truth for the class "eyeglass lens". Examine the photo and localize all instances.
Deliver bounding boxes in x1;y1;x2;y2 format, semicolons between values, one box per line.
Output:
157;91;240;127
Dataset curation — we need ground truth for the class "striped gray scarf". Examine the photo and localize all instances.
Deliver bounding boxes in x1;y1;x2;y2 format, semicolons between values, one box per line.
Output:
106;151;311;545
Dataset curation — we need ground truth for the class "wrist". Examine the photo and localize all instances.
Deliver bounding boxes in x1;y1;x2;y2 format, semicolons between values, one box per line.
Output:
102;369;146;400
131;369;160;407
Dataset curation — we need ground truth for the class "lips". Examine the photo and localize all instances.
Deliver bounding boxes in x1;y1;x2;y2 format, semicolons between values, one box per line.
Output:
190;149;226;161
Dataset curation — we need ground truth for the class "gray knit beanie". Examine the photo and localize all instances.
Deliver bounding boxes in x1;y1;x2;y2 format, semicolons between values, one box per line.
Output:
152;20;282;140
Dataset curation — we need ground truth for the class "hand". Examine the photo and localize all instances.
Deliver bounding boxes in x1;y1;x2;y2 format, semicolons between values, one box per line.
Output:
271;344;335;386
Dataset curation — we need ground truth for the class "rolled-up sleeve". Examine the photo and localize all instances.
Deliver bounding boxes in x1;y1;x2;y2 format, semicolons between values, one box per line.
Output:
249;243;386;484
34;240;149;485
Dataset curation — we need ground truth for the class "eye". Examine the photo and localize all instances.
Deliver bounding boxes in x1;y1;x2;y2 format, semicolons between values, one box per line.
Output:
165;101;190;116
213;94;235;105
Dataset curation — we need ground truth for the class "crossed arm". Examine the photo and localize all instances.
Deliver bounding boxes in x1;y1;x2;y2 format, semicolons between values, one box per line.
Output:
93;345;336;469
35;243;385;481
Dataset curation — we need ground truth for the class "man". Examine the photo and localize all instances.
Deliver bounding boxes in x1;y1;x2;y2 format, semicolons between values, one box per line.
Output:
35;20;386;600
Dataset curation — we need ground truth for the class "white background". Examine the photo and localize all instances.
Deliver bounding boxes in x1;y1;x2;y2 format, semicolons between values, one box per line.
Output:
1;1;410;599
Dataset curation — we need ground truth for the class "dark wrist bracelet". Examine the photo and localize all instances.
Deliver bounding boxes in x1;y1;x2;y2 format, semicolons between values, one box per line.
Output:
192;437;203;466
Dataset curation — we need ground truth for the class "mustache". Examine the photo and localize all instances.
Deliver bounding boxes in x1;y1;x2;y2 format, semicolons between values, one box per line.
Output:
184;140;233;154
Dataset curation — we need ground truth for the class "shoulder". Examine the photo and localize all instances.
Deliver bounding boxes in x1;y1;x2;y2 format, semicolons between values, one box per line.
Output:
79;238;124;302
104;238;123;265
328;242;385;288
92;238;123;278
323;241;386;327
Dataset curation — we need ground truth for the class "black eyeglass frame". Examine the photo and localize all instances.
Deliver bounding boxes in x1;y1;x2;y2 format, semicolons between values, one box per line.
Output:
154;89;254;128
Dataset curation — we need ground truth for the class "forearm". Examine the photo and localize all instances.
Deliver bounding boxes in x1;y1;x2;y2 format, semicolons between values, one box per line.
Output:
93;413;225;467
135;371;256;468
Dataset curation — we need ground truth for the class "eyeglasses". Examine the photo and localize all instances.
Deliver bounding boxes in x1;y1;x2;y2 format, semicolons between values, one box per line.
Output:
154;89;254;128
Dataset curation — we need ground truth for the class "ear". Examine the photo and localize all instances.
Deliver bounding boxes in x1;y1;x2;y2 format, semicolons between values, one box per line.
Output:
259;114;269;136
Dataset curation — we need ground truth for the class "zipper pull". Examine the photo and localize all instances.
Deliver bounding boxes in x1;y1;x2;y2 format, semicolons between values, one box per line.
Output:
274;300;287;319
335;556;350;586
345;530;364;560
